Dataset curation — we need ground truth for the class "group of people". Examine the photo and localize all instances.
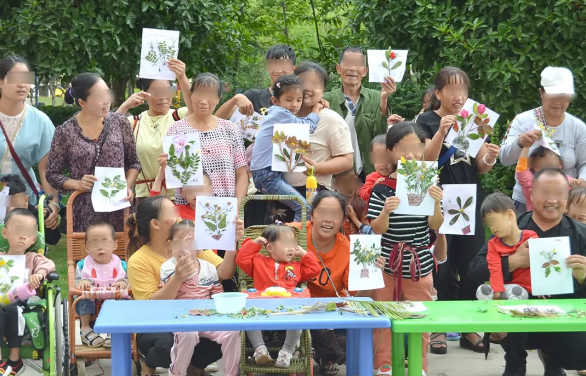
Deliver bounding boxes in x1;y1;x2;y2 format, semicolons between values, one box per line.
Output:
0;41;585;376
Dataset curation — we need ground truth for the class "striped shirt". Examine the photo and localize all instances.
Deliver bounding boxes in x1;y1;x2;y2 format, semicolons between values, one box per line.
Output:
160;257;223;300
366;183;434;279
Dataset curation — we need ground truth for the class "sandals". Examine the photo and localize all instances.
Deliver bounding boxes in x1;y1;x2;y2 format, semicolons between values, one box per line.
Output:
429;333;447;355
80;328;104;348
320;361;339;376
103;335;111;348
253;347;272;366
459;333;485;353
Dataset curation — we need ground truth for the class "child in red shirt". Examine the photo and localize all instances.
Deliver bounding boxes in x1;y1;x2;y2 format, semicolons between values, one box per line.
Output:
478;192;537;300
236;224;320;368
360;134;393;202
150;154;213;220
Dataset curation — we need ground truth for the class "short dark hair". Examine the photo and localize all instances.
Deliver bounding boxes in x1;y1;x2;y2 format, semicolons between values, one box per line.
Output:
346;193;367;222
272;74;301;100
4;208;37;227
266;44;296;65
532;168;568;188
261;224;296;243
190;73;222;100
421;86;435;106
371;134;387;149
480;192;516;217
168;221;195;241
294;61;329;88
339;47;365;64
428;67;470;111
136;78;172;92
0;55;32;100
386;121;425;151
530;146;562;161
126;196;169;254
311;190;347;218
569;186;586;207
0;175;26;195
85;221;116;242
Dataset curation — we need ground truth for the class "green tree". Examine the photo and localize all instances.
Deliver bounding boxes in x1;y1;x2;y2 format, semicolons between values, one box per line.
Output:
0;0;252;105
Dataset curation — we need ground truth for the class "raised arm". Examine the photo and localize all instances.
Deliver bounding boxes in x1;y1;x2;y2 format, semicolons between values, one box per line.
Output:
499;117;541;166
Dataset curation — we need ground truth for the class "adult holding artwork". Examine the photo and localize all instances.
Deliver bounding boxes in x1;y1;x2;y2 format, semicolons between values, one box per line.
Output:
468;168;586;375
283;62;354;197
417;67;500;354
127;196;245;376
322;47;394;178
116;59;193;206
0;55;60;229
47;73;140;232
499;67;586;213
166;73;248;204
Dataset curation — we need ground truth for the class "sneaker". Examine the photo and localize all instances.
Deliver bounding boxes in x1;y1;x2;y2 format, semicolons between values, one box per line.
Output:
80;328;105;348
205;362;219;372
253;346;272;366
0;359;26;376
275;349;293;368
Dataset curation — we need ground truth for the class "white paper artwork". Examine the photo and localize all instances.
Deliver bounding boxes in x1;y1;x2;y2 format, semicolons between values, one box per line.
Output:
195;196;237;251
230;108;265;141
91;167;130;213
271;123;310;173
349;235;385;291
0;183;10;224
367;49;408;83
163;134;204;189
445;99;500;158
529;237;574;296
0;255;27;293
439;184;477;236
139;28;180;80
394;160;438;216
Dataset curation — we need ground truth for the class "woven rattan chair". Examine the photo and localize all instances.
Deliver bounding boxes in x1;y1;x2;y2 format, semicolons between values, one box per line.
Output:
238;195;313;376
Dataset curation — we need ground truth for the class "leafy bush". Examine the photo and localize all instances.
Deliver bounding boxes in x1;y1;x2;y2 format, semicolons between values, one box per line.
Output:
38;106;77;127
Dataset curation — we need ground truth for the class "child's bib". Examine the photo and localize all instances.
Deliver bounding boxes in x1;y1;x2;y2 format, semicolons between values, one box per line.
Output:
81;254;126;288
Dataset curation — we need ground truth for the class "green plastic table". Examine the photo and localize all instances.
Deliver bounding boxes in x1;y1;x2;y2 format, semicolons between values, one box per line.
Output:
390;299;586;376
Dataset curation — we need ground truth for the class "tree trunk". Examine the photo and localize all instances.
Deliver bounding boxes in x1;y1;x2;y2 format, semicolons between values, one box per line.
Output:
127;80;134;97
282;2;289;41
111;77;128;109
49;76;57;107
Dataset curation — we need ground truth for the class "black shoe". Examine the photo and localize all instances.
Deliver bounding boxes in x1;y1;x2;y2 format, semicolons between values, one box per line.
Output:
502;365;527;376
539;350;566;376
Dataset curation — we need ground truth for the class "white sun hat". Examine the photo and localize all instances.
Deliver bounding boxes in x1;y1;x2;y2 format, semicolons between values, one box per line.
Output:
541;66;575;95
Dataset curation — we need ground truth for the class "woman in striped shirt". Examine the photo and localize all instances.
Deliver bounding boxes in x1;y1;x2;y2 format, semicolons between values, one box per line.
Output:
367;122;445;376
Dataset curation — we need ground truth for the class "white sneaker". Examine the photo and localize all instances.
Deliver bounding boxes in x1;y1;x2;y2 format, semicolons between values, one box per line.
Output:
275;349;293;368
205;362;219;372
253;346;272;366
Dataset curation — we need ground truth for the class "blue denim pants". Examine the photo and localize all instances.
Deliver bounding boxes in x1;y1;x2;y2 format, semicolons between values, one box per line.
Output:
75;298;96;316
252;167;310;222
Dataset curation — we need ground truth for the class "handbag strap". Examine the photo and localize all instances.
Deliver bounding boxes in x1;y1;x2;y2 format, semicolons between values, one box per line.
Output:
0;118;38;196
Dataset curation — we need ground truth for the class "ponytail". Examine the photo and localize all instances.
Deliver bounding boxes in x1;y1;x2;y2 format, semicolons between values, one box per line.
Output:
126;196;168;255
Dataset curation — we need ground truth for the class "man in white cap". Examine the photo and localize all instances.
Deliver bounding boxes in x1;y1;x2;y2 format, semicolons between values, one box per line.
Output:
499;66;586;214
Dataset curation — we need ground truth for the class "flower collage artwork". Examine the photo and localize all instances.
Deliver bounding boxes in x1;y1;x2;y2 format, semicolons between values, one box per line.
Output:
139;28;180;80
348;235;385;291
394;158;440;216
195;196;238;251
163;134;204;189
271;124;311;173
529;237;574;296
439;184;477;236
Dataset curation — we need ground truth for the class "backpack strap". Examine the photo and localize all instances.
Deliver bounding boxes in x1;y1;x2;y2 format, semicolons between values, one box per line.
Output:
172;109;180;121
132;115;139;131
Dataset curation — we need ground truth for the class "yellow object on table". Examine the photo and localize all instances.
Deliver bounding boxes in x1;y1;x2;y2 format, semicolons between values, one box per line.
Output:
261;286;292;297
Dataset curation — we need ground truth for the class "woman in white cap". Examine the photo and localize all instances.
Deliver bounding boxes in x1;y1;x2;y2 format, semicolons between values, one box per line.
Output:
500;66;586;213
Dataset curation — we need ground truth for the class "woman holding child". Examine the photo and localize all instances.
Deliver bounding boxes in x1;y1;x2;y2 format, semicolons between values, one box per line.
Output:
283;62;354;196
47;72;141;232
417;67;500;354
499;66;586;213
127;196;244;376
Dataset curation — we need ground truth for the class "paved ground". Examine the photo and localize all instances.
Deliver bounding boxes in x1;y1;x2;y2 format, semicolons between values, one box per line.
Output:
22;331;553;376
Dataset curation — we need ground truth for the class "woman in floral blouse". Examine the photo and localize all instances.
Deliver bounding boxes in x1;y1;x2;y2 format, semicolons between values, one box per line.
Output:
47;73;140;232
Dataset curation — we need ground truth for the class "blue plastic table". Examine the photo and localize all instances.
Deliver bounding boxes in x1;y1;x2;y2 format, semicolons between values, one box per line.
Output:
95;297;390;376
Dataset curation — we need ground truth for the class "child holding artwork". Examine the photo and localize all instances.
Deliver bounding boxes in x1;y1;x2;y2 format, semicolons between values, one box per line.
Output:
250;74;323;221
360;135;394;203
476;193;537;301
150;154;213;220
75;221;128;348
0;209;56;375
161;221;240;376
567;186;586;224
516;145;574;211
367;122;444;375
236;224;320;367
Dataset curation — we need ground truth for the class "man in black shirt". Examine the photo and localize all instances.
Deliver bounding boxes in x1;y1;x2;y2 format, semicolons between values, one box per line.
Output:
468;168;586;376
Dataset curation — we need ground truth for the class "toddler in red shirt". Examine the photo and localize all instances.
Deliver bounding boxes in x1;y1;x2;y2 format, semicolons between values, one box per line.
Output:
150;153;213;220
477;192;537;300
360;134;393;202
236;224;320;368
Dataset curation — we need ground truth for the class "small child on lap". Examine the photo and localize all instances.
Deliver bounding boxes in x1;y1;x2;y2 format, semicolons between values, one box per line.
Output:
236;224;320;367
75;221;128;348
477;193;537;300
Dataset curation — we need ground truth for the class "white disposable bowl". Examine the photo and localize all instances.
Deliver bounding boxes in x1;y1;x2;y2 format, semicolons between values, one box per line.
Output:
212;292;248;314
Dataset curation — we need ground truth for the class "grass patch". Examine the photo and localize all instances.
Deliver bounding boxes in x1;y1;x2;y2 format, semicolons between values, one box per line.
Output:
46;238;68;296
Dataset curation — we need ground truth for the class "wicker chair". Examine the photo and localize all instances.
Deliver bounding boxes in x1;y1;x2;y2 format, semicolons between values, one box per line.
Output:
238;195;313;376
